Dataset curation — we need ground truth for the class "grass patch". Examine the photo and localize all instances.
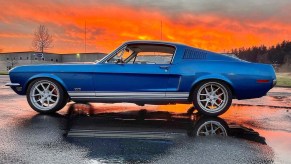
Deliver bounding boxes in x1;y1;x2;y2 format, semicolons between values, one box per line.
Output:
276;73;291;87
0;71;8;75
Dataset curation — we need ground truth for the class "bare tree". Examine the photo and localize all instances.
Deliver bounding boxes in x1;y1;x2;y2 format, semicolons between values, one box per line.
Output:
32;25;53;53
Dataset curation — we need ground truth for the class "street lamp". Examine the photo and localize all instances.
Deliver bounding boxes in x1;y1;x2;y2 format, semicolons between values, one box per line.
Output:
76;53;80;62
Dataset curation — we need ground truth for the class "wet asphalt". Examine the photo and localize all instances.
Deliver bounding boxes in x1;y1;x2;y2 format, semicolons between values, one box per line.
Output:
0;75;291;164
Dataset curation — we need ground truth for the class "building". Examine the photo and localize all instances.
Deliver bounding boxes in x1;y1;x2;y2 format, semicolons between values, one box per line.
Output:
0;51;106;72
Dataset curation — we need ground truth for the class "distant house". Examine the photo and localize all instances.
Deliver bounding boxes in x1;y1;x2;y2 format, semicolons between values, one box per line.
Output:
0;51;106;72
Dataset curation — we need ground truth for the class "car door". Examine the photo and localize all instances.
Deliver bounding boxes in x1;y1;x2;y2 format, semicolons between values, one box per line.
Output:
92;43;180;99
93;63;170;98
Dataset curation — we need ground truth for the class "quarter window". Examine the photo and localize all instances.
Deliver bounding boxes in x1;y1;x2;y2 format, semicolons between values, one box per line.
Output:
133;52;173;64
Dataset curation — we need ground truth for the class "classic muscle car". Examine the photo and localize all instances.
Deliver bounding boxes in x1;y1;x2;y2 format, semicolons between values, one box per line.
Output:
6;40;276;116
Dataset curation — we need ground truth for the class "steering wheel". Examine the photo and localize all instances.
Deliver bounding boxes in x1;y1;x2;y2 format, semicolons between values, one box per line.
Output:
115;58;125;64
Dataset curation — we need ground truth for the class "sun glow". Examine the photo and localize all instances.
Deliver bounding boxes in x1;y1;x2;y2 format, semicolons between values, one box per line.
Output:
1;1;291;53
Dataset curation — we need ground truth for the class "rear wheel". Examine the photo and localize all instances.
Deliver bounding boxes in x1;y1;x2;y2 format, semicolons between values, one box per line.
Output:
191;117;229;136
192;81;232;116
26;78;68;114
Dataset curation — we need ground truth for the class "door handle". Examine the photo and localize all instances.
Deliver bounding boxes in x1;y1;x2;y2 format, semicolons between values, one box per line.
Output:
159;66;169;69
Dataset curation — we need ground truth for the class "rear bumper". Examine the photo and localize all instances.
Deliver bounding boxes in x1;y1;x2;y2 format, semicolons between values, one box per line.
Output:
272;79;277;87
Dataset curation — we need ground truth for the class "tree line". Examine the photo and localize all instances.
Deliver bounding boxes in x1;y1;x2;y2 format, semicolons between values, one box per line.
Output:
230;40;291;64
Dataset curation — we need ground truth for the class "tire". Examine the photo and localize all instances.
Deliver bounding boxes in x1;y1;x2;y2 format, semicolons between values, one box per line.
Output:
192;80;232;116
26;78;68;114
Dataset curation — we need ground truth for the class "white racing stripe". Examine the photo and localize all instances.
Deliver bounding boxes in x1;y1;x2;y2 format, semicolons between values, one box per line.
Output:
68;91;189;98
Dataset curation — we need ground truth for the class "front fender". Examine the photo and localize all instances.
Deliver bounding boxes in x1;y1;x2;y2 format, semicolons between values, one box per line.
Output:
24;73;68;93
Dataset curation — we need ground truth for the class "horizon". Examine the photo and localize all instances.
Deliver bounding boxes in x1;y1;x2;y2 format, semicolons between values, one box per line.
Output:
1;39;290;55
1;0;291;53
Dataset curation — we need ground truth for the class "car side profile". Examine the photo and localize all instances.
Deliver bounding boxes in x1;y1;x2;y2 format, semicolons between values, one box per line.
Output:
6;40;276;116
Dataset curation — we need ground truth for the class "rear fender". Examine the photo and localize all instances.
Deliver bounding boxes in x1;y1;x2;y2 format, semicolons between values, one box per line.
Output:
189;74;234;98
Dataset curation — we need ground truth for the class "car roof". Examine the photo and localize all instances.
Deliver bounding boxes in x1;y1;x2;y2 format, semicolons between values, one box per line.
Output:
123;40;187;47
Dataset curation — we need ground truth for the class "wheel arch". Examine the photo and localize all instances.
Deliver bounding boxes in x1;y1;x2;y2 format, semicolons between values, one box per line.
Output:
24;74;68;95
188;76;236;101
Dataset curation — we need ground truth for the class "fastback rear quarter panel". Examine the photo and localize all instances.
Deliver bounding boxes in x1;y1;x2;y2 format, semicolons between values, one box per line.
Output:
173;60;272;99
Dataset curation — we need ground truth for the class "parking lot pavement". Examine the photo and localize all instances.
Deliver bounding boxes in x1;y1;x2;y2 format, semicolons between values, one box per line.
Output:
0;75;291;163
232;87;291;108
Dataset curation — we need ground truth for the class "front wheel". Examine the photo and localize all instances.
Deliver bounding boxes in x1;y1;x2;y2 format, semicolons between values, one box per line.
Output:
26;78;68;114
192;81;232;116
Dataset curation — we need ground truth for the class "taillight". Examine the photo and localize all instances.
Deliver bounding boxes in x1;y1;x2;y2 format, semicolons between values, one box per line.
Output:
256;80;270;83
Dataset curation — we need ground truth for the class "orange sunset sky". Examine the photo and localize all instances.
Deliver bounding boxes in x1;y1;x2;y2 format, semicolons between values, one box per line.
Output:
1;0;291;53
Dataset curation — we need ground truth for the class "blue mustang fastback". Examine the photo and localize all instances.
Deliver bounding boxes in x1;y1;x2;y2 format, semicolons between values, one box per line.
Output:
6;40;276;116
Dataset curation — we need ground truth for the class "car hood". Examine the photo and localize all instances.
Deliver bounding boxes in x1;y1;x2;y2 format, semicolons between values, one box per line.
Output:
9;63;97;73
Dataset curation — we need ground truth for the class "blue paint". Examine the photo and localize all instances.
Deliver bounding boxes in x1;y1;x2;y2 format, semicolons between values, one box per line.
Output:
8;40;276;102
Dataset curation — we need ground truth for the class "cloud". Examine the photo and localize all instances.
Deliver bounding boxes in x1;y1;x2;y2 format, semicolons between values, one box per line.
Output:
106;0;291;23
0;0;291;53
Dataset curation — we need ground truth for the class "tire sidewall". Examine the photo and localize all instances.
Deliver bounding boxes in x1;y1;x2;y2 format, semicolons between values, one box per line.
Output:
26;78;67;114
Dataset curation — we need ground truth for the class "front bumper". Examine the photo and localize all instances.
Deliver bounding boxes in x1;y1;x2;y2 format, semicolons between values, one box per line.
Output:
5;83;23;92
5;83;20;87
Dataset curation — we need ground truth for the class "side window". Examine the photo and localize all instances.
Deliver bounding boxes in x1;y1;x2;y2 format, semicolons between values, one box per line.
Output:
134;52;173;64
106;47;133;63
106;49;124;63
103;44;175;64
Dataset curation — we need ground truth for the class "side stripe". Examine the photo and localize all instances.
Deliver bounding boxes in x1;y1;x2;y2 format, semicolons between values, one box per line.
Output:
68;91;189;98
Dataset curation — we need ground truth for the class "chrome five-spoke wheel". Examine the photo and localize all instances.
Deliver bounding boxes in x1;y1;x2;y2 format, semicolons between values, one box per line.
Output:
27;78;68;114
193;81;232;116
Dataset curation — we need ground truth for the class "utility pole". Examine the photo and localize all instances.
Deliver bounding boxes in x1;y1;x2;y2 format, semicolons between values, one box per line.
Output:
160;21;163;40
85;21;87;53
84;21;87;63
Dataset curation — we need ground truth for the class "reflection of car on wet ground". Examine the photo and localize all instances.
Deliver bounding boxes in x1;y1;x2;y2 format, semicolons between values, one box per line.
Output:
64;103;266;145
42;103;266;163
6;40;276;116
